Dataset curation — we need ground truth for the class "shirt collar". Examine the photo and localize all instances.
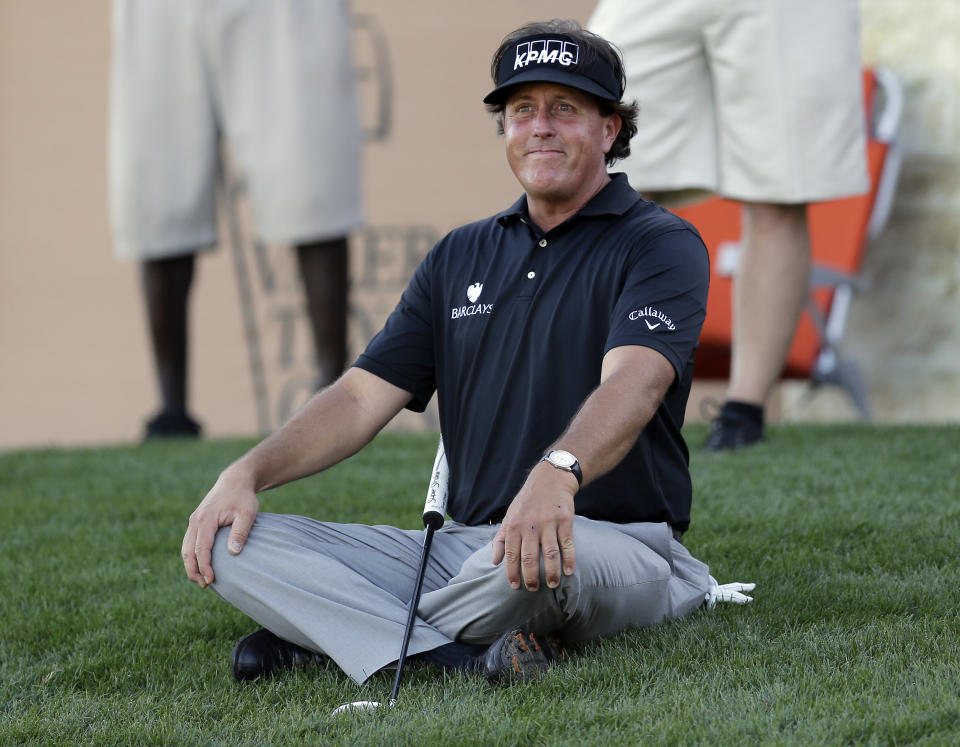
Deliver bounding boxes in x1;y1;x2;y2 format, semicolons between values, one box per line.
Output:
495;172;641;227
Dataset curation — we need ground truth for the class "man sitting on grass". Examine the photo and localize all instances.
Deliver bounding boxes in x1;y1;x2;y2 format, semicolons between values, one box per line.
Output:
182;19;746;686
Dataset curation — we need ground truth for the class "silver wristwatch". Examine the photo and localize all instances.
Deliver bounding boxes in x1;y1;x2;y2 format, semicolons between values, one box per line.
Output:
540;449;583;486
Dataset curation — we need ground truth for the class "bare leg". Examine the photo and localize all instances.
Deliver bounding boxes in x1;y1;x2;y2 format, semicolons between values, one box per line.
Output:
706;202;809;451
296;237;349;388
728;202;810;405
140;254;201;437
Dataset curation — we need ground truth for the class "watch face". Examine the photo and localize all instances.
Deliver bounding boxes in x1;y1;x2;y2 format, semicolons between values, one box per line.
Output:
549;450;576;468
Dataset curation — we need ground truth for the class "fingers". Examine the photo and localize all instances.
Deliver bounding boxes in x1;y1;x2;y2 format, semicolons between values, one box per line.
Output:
496;466;577;591
181;475;259;587
519;526;542;591
491;526;506;566
493;518;527;590
227;511;255;555
181;505;254;588
185;507;257;587
539;535;560;590
498;517;575;591
193;519;218;588
540;516;575;589
559;530;576;578
706;580;757;608
180;524;203;585
181;505;219;588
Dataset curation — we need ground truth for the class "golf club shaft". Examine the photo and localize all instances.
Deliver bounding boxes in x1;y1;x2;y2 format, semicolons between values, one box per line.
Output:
387;438;448;705
332;438;449;716
388;521;436;706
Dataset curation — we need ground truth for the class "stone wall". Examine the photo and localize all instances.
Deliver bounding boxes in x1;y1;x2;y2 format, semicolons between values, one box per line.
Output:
785;0;960;422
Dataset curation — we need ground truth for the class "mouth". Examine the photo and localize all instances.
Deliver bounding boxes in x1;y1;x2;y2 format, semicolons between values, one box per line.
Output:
526;148;564;157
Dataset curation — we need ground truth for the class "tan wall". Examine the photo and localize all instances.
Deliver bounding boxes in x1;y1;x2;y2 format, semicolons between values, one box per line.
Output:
1;0;958;451
0;0;595;449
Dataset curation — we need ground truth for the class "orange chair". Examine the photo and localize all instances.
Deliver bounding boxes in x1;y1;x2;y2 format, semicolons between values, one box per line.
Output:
673;68;903;419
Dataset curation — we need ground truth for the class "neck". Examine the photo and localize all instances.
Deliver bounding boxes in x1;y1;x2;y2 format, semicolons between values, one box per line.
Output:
527;172;611;233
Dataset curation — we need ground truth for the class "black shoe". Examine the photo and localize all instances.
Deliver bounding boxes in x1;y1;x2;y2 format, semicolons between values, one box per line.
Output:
144;410;202;440
231;628;327;682
477;628;564;683
704;401;764;452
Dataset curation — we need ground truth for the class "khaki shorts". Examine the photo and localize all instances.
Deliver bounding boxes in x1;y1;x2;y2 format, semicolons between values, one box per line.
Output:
590;0;869;204
109;0;363;260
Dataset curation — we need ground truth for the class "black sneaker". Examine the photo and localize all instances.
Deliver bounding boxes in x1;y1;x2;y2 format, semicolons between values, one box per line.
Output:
231;628;327;682
704;401;764;452
477;628;563;683
144;410;202;440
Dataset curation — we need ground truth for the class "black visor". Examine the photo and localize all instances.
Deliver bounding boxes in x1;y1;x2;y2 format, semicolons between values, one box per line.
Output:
483;33;622;105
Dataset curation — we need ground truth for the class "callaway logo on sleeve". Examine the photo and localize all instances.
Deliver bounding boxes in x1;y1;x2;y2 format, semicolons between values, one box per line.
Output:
628;306;676;331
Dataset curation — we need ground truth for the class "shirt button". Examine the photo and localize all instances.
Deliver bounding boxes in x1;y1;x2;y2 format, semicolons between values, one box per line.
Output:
527;271;536;279
538;238;547;247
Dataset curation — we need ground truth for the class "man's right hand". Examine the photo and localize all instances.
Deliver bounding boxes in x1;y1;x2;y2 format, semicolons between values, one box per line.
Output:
181;468;259;588
177;370;413;588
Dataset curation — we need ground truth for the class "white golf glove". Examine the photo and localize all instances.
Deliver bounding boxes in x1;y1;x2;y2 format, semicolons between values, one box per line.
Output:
705;575;755;609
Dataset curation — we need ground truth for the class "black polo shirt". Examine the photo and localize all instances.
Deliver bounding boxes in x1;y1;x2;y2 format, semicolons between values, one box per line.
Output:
355;173;708;530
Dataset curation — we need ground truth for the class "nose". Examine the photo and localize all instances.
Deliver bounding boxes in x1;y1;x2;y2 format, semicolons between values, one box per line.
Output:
532;107;556;137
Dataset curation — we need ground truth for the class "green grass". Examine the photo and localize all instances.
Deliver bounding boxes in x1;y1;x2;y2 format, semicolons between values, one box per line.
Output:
2;425;958;745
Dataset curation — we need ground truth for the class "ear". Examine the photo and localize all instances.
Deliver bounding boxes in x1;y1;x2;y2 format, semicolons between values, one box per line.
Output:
602;113;622;154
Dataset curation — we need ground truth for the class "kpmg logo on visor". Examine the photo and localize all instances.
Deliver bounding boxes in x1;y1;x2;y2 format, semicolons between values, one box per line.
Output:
514;39;579;70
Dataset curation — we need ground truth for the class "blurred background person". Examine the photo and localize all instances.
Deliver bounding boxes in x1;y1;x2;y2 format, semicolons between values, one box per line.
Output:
109;0;363;439
590;0;868;450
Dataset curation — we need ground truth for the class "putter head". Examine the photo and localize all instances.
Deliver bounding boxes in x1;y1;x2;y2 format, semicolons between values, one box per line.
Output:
331;700;384;715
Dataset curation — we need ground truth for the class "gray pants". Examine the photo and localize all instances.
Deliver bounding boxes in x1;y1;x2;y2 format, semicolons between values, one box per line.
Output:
210;513;710;684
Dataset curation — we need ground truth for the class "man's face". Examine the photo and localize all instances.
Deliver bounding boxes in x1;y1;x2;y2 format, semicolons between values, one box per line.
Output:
502;83;620;207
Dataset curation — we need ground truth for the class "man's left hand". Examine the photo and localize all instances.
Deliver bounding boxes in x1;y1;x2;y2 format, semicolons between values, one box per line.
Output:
492;462;577;591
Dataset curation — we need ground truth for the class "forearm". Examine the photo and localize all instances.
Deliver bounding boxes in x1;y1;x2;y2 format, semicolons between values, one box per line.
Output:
493;346;673;590
549;346;674;487
223;367;410;493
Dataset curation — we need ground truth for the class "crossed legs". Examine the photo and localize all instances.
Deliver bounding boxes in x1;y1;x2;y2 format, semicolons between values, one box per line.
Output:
208;514;710;684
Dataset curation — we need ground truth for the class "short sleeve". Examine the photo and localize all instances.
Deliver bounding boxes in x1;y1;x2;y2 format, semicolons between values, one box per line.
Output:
354;252;437;412
605;227;709;381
